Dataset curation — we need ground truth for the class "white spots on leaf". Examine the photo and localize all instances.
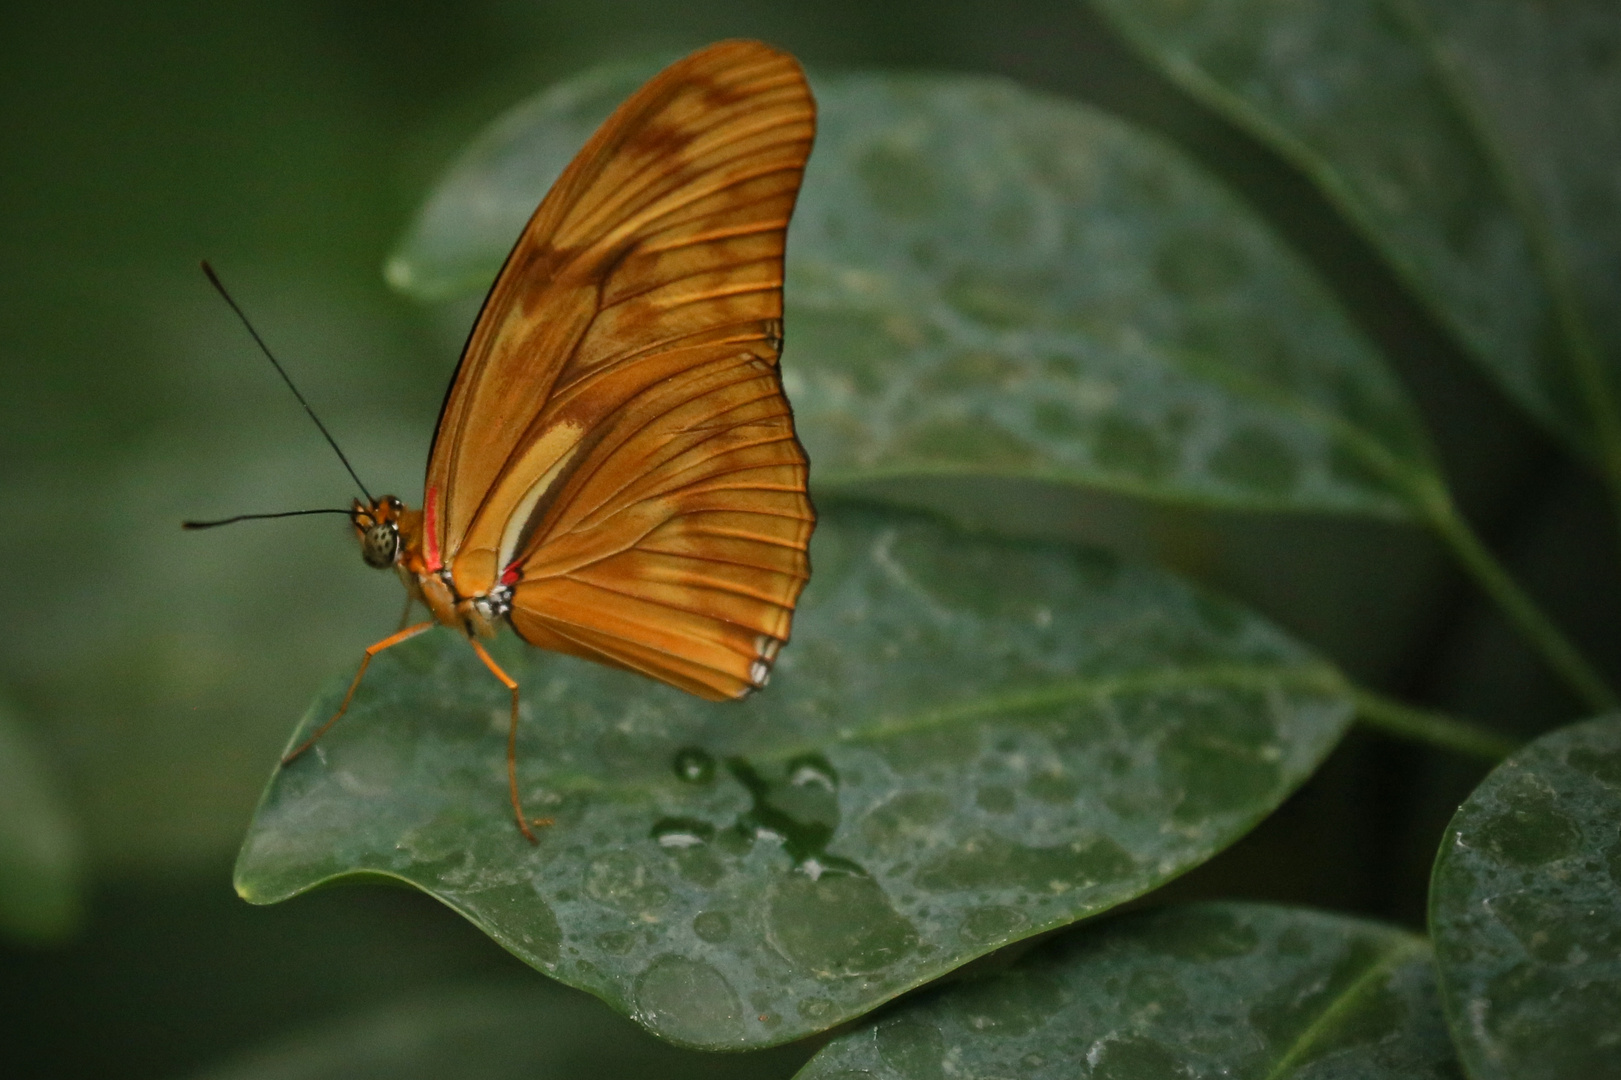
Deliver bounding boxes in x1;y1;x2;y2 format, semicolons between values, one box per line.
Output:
789;762;836;790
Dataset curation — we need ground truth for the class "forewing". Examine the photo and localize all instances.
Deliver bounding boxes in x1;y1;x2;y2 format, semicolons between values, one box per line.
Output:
427;40;817;697
425;40;815;584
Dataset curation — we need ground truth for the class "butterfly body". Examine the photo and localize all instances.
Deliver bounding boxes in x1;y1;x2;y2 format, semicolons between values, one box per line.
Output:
344;495;490;636
274;41;818;841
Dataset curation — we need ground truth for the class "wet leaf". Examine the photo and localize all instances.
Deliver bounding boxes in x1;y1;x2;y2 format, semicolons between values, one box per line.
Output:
235;504;1352;1049
796;902;1460;1080
1430;714;1621;1080
185;984;811;1080
1092;0;1621;465
381;57;662;302
387;61;1434;519
0;698;83;943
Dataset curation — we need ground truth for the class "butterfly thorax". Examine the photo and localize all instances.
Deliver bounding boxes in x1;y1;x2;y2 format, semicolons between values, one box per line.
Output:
351;495;510;640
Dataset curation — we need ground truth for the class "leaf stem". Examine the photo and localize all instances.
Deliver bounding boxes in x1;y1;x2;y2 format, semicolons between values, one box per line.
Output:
1350;687;1519;761
1414;477;1616;711
1553;293;1621;570
1389;0;1621;569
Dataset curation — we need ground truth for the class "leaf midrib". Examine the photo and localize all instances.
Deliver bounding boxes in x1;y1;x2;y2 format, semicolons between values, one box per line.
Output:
1259;934;1430;1080
534;659;1348;796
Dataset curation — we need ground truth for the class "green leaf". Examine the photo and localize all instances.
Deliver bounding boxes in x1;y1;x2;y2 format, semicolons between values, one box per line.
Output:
796;902;1460;1080
1091;0;1621;472
1429;714;1621;1080
0;697;83;943
382;57;664;302
185;985;811;1080
387;61;1434;519
235;504;1352;1049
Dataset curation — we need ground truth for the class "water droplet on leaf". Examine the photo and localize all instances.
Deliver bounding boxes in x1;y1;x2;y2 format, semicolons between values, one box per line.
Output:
693;910;732;943
635;954;743;1044
673;747;716;784
651;817;715;849
768;873;918;975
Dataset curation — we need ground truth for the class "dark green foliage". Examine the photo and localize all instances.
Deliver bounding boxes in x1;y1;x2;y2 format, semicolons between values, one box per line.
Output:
3;1;1618;1078
800;903;1460;1080
0;699;83;942
1431;716;1621;1080
236;506;1349;1047
392;65;1436;519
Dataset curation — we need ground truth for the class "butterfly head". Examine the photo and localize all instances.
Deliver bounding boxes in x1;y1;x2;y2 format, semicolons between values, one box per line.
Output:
352;496;405;569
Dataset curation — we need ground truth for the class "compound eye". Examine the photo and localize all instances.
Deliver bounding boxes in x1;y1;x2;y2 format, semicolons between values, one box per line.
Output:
362;523;399;569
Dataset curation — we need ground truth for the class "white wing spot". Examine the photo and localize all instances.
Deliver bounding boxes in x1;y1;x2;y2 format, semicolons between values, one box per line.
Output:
750;659;771;687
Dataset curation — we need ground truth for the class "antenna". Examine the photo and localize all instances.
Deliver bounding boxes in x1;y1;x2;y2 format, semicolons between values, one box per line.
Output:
183;508;352;530
200;260;375;504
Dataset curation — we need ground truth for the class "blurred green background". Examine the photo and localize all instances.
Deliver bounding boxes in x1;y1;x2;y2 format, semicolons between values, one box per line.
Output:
2;1;1613;1077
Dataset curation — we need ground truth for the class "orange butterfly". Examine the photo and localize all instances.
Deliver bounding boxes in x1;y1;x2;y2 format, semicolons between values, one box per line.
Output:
196;41;816;842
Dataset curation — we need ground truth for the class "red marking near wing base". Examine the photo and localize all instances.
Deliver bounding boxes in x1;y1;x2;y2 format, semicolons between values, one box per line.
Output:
423;486;443;571
501;563;521;587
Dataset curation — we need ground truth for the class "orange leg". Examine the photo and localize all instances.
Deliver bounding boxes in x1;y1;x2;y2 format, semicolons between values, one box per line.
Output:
468;639;553;845
395;593;417;631
281;621;436;766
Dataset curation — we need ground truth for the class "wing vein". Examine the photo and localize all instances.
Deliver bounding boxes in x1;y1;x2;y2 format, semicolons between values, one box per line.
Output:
631;543;811;576
557;572;791;626
636;218;792;255
532;367;792;534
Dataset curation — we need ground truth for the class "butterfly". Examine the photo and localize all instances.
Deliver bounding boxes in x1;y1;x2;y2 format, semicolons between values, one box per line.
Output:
192;41;817;842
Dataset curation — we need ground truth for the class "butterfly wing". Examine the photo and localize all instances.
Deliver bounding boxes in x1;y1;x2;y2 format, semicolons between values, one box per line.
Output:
425;40;816;699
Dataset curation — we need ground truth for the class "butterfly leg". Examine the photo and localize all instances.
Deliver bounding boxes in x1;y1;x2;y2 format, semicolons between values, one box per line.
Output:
281;621;436;766
468;638;553;844
395;592;417;631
